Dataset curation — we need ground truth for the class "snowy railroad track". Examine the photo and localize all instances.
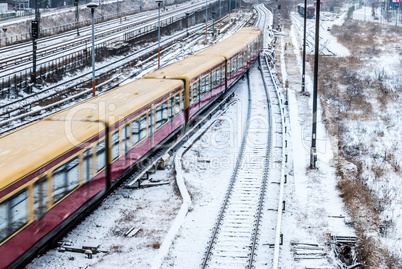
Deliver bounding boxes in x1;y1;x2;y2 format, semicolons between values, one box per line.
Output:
201;53;286;268
0;14;250;135
0;2;203;71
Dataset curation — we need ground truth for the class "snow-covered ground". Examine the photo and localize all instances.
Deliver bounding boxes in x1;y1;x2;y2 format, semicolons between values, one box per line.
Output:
26;7;361;269
10;4;402;268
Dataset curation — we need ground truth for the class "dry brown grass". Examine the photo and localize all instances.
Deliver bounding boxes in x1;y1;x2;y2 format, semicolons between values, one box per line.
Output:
306;18;402;268
331;19;402;55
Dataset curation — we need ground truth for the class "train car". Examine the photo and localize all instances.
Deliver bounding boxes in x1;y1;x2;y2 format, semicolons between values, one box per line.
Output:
0;79;186;268
298;4;315;19
0;27;262;268
143;55;226;121
197;27;262;85
145;27;263;121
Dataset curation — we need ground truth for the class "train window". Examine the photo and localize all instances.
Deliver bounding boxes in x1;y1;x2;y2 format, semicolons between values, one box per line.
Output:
181;92;185;110
96;140;106;172
148;110;154;136
174;94;181;115
192;82;198;103
131;120;140;145
209;73;212;91
139;115;147;139
83;149;93;183
163;102;168;122
213;69;219;87
123;125;130;154
156;101;168;129
201;77;207;95
222;65;226;80
52;166;65;203
34;176;48;218
0;190;29;241
53;157;79;203
0;202;7;241
112;130;120;160
10;190;28;234
169;97;174;118
189;86;192;104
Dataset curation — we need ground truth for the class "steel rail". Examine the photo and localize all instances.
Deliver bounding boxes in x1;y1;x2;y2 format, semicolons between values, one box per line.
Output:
201;69;253;269
264;53;286;269
0;3;205;71
0;14;241;134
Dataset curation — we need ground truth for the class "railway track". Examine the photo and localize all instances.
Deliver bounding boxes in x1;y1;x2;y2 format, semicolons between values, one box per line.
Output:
201;51;286;268
0;2;200;68
0;13;250;135
0;1;210;89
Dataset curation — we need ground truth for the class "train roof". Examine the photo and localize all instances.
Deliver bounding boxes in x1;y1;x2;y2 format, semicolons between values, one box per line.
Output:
143;55;225;81
0;79;182;190
196;29;261;59
47;78;182;127
236;27;263;34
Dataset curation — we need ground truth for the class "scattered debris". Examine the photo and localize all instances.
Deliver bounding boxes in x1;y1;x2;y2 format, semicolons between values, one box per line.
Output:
124;226;142;237
291;242;327;260
331;235;358;267
57;242;108;256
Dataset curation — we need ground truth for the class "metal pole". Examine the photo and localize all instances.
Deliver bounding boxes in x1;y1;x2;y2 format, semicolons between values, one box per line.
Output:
157;1;161;68
219;0;221;34
91;7;96;97
186;12;189;36
229;0;231;24
310;0;320;169
32;38;37;85
205;0;208;40
34;0;40;29
301;0;307;92
212;11;215;37
76;3;80;36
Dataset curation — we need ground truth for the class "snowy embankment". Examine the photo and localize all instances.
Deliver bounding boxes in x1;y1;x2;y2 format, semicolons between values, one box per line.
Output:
290;9;402;266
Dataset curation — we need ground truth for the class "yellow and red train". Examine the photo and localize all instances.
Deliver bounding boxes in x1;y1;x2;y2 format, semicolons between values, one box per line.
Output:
0;27;262;268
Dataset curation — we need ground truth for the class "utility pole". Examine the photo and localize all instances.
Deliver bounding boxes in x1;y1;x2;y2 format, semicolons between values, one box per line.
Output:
219;0;221;34
75;0;80;36
212;11;216;37
186;12;190;36
229;0;231;24
205;0;208;41
301;0;307;92
31;0;40;86
310;0;321;169
31;20;39;86
34;0;40;28
156;0;162;68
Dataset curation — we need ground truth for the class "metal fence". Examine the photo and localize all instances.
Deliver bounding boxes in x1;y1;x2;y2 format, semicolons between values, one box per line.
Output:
0;10;133;47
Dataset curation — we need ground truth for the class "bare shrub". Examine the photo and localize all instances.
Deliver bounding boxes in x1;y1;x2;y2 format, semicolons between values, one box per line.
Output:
110;245;123;253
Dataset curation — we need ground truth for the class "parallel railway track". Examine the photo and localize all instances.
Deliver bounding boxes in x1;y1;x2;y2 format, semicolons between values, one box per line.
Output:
201;63;271;268
0;13;248;135
0;1;211;91
201;5;286;268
